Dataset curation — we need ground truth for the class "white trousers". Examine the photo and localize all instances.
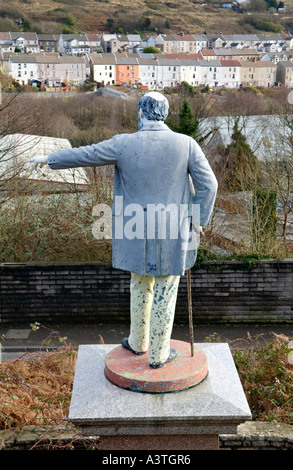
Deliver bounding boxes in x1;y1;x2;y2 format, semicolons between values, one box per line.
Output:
128;273;180;365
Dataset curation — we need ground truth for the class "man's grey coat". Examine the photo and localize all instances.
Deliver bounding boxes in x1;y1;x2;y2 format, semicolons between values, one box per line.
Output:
48;120;218;277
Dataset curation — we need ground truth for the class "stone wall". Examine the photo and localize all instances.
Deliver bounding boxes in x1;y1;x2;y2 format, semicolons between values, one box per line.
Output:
0;259;293;324
0;422;292;450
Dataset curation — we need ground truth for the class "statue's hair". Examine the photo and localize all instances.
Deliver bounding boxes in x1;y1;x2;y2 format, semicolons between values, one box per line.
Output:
138;93;169;121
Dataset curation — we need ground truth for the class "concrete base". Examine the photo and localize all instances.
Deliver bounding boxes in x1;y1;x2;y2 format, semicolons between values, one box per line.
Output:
68;343;252;450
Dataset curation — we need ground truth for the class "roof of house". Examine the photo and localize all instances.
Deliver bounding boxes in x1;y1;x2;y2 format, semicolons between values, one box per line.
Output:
0;134;88;185
159;34;177;42
0;32;10;41
276;60;293;68
37;34;59;41
86;33;101;41
9;53;86;64
173;34;196;41
138;57;159;65
116;57;139;65
256;34;283;41
192;35;207;41
164;53;203;60
9;54;38;63
201;49;217;56
219;60;242;67
10;32;38;41
101;34;117;41
201;114;291;162
222;34;259;41
240;60;276;67
61;34;88;43
127;34;141;42
90;53;117;65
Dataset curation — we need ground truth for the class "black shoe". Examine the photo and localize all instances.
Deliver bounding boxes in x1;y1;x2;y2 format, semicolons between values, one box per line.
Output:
149;349;177;369
122;337;147;355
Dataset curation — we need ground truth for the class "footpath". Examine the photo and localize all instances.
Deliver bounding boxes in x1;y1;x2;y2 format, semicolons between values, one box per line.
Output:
1;321;292;360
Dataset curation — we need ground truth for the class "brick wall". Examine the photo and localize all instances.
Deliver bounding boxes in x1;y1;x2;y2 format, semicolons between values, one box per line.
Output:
0;260;293;324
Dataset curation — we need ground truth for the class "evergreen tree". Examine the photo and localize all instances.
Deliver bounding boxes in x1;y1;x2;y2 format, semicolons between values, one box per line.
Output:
178;100;198;138
221;118;259;191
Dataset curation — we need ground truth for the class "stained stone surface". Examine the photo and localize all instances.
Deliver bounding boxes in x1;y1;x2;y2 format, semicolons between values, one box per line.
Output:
68;343;252;436
105;340;208;393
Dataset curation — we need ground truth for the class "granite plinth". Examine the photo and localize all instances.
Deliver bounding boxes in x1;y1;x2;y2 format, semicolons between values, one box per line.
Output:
68;342;252;446
105;339;208;393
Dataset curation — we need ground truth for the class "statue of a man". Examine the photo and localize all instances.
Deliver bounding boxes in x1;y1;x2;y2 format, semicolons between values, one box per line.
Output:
31;92;218;369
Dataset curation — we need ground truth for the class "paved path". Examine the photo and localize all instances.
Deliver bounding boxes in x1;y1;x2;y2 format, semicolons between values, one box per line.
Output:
1;322;292;361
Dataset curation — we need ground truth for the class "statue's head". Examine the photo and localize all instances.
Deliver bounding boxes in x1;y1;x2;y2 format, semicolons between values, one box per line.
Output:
137;92;169;129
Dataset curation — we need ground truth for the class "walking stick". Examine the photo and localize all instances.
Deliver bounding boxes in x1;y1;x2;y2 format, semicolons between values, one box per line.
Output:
187;268;194;357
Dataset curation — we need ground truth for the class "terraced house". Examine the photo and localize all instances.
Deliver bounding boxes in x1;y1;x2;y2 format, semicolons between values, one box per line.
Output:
241;61;277;87
115;56;139;86
37;34;59;53
89;52;116;85
9;53;86;86
276;61;293;87
10;32;39;53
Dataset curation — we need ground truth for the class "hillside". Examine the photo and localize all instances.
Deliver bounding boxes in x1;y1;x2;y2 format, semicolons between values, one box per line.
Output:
1;0;293;35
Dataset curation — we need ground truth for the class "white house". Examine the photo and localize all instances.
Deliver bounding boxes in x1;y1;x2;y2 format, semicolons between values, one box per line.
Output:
141;35;158;50
8;54;39;85
178;59;201;86
85;33;102;52
192;35;208;53
197;60;222;87
0;32;14;53
156;58;180;88
138;57;159;88
89;53;116;85
10;32;40;53
59;34;90;55
217;60;241;88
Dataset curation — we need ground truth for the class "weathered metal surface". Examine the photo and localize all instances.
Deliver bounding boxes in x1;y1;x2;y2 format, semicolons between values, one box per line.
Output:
104;339;208;393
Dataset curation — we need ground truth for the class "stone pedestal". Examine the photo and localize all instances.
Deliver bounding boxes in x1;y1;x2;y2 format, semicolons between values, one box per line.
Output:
68;343;252;450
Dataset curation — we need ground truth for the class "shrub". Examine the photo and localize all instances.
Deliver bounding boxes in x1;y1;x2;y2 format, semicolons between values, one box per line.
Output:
233;334;293;423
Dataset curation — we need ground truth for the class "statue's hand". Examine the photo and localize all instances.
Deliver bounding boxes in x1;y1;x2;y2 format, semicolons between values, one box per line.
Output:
192;224;204;236
29;155;49;170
